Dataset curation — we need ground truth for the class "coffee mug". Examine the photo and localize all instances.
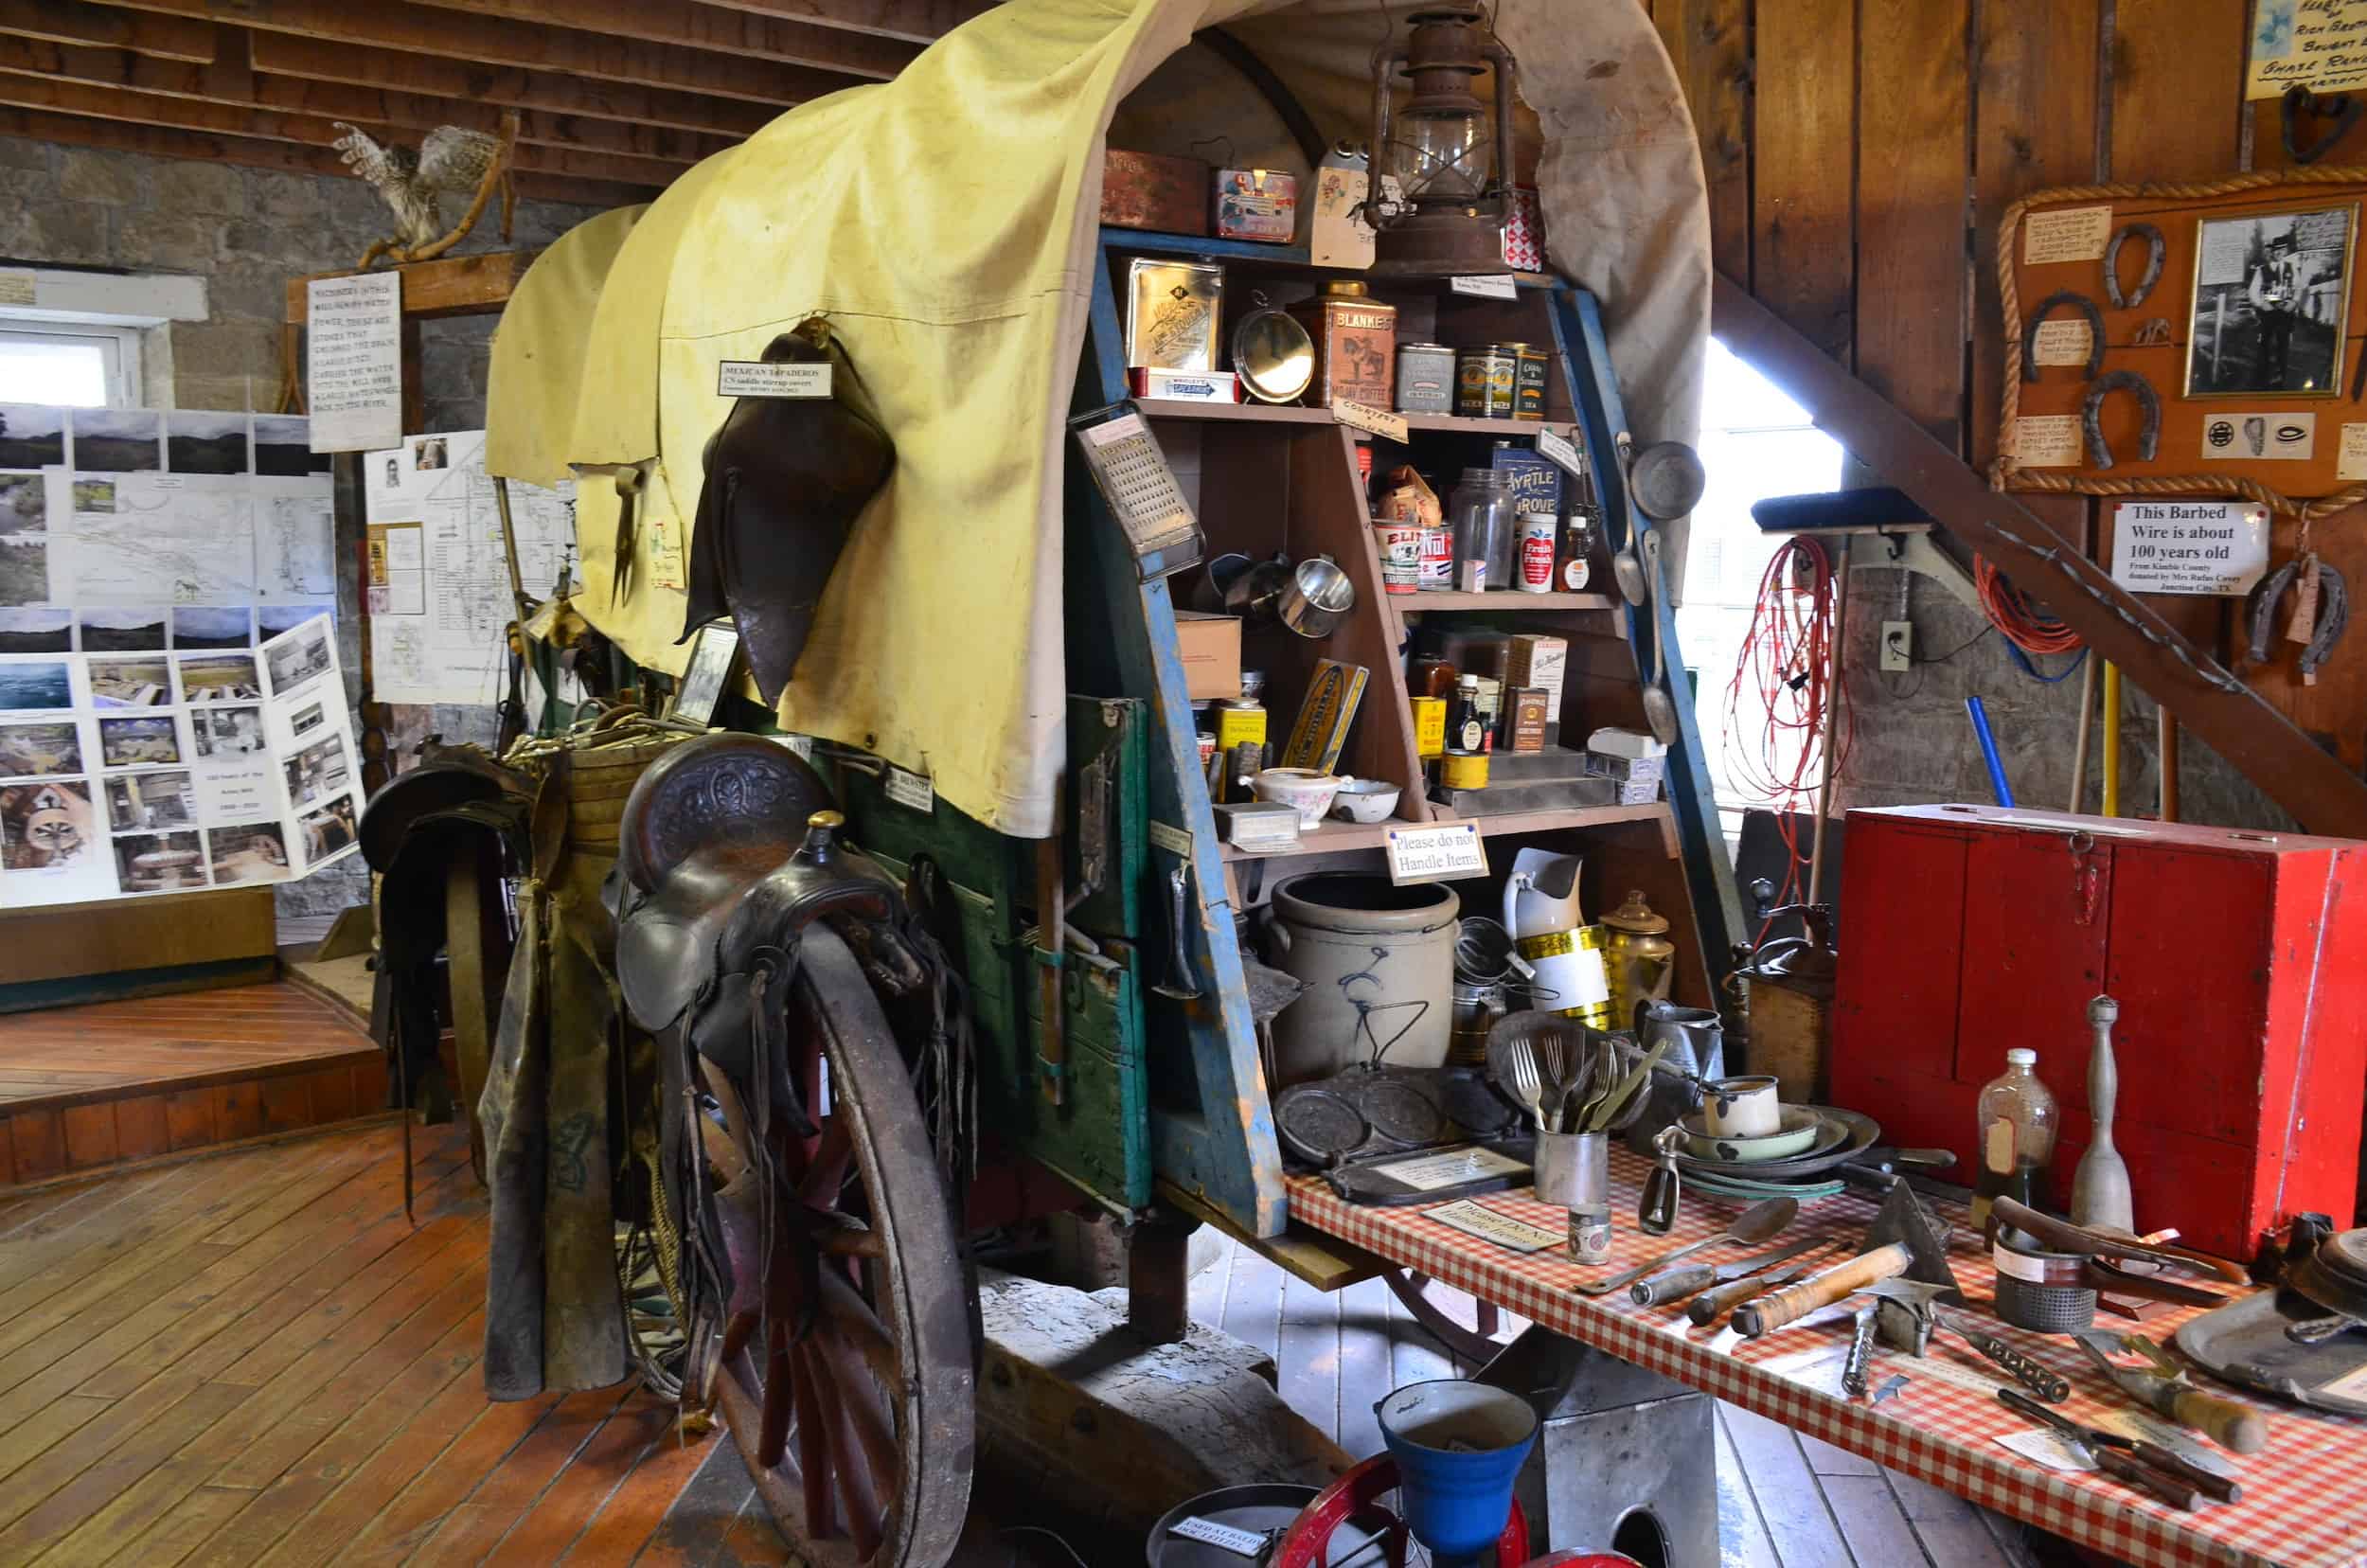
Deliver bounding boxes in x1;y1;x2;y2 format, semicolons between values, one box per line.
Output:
1704;1075;1781;1138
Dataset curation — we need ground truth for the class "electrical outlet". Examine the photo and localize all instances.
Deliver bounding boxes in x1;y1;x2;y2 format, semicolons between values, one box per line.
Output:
1880;620;1913;671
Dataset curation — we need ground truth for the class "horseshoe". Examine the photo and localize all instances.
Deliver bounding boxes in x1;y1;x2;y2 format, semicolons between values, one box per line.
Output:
2081;370;2160;469
2104;223;2165;310
2282;83;2362;166
2021;290;2106;382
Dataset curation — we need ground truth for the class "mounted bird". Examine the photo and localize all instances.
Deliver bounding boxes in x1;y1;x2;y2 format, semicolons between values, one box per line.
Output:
329;115;521;270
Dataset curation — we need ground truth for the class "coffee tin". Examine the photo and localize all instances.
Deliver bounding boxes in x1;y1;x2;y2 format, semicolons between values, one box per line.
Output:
1506;342;1550;419
1290;280;1397;410
1412;696;1448;758
1395;342;1457;414
1440;747;1489;789
1515;513;1557;594
1454;347;1517;419
1376;522;1423;594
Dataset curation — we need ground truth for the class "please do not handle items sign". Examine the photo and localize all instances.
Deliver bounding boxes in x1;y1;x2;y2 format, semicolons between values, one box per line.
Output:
2109;500;2269;597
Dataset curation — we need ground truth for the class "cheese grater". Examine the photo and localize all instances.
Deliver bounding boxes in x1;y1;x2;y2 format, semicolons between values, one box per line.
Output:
1071;401;1203;580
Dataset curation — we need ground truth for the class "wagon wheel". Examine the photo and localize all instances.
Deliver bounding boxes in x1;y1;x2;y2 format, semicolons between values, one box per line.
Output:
689;926;973;1567
1381;1268;1506;1370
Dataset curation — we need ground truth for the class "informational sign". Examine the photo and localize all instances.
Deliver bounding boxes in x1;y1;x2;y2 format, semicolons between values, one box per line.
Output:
716;360;833;399
1168;1517;1267;1557
1385;820;1488;884
1537;427;1586;476
1425;1199;1564;1254
2009;415;2085;468
364;430;575;706
1147;819;1192;858
884;765;934;812
2246;0;2367;98
2021;205;2114;265
1331;397;1409;443
2109;500;2270;596
1376;1144;1528;1192
1449;273;1521;299
305;272;402;453
2030;317;2093;366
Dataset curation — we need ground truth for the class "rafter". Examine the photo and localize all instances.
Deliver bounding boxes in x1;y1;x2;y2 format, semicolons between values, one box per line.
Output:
0;0;211;61
399;0;920;80
698;0;996;45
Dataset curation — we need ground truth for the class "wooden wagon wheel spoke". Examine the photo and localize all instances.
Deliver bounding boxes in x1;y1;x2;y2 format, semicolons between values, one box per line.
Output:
801;1339;886;1559
818;1268;902;1388
817;1225;886;1260
799;1119;855;1205
757;1320;795;1468
816;1333;900;1502
792;1341;836;1541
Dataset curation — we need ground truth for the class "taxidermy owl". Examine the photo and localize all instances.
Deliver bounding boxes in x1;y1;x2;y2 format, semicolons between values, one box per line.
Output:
330;122;514;267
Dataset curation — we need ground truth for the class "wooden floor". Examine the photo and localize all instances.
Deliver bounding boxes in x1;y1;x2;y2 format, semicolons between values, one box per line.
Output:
0;983;383;1188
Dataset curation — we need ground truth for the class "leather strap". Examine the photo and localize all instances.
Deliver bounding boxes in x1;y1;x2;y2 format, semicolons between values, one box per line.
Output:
445;849;498;1185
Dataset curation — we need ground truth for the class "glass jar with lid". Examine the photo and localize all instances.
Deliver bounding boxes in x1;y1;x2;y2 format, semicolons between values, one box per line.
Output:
1446;468;1516;593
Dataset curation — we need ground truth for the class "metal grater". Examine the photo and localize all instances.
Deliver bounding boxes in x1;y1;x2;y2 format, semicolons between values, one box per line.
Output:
1071;401;1204;580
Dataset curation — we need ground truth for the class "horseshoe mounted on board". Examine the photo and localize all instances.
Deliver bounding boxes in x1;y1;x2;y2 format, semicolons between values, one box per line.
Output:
2022;290;2106;382
2104;223;2165;310
2283;83;2362;166
2082;370;2161;469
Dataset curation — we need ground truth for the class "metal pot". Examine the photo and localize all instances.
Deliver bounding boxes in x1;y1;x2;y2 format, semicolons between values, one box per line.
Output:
1221;554;1293;624
1278;555;1356;638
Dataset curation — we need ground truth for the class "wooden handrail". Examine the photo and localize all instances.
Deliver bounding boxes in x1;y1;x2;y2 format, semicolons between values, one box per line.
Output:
1711;273;2367;839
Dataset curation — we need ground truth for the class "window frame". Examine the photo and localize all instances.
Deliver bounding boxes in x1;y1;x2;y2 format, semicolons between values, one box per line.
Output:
0;321;145;408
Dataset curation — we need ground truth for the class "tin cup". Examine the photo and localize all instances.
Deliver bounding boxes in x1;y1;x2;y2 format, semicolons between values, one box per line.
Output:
1534;1131;1612;1262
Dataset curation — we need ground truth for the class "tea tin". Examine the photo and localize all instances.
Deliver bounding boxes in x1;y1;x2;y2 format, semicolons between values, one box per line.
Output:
1454;346;1517;419
1395;342;1457;414
1505;342;1550;419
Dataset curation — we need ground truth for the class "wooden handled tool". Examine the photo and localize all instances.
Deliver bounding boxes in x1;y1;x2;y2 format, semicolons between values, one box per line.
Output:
1991;1197;2249;1283
1735;1243;1910;1338
1686;1249;1834;1326
2092;1445;2203;1510
2165;1385;2269;1455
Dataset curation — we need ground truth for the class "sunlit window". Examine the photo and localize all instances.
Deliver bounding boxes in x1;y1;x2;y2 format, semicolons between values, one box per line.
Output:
0;330;127;407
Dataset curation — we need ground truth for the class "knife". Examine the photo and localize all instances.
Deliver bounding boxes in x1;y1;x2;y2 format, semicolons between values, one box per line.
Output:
1632;1238;1831;1307
1685;1245;1842;1326
1998;1388;2239;1507
2069;1332;2269;1454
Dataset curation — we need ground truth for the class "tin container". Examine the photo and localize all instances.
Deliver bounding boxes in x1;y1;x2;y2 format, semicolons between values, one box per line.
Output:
1507;342;1550;419
1515;513;1557;594
1214;697;1267;755
1440;748;1489;789
1126;258;1222;372
1509;686;1550;752
1455;347;1517;419
1101;149;1211;236
1196;729;1218;770
1290;280;1397;409
1395;342;1457;414
1214;167;1297;244
1412;696;1448;759
1376;522;1423;594
1417;526;1454;591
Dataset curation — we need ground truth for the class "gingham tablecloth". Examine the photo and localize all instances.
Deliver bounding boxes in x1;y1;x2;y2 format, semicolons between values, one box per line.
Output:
1287;1153;2367;1568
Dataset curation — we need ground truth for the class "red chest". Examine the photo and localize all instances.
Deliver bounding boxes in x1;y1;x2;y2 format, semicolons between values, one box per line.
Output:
1831;804;2367;1259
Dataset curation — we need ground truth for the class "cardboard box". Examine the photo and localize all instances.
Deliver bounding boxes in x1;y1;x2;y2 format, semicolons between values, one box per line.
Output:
1175;612;1242;700
1507;633;1568;742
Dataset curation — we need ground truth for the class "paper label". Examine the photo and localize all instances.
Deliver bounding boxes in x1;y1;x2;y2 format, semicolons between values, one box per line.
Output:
2316;1358;2367;1401
2247;0;2367;98
1332;398;1409;443
305;272;402;453
2340;423;2367;480
2022;205;2114;265
1148;819;1192;858
1426;1199;1563;1253
1450;273;1521;298
1169;1516;1266;1556
717;359;831;399
1384;820;1488;884
2031;317;2093;366
2109;500;2269;596
1376;1145;1529;1192
1991;1243;2051;1282
1537;427;1586;475
2200;411;2316;460
774;733;813;759
0;270;33;306
1995;1429;2096;1473
884;766;934;812
2010;415;2084;467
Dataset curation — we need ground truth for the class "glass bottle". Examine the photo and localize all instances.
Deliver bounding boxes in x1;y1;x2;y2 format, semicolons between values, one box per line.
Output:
1446;672;1486;753
1446;468;1515;593
1971;1048;2058;1232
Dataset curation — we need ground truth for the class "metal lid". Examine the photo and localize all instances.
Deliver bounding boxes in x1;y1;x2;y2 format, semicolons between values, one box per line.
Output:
1230;300;1314;405
1603;889;1669;935
1321;279;1372;298
1496;341;1537;351
1398;341;1452;352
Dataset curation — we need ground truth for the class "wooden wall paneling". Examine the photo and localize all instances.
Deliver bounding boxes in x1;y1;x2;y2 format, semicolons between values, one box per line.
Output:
59;1104;116;1171
397;0;923;81
260;1076;311;1134
299;1065;356;1127
12;1111;65;1183
114;1096;169;1162
1751;0;1858;362
0;1118;14;1188
6;0;215;62
217;1080;266;1143
1653;0;1753;276
1854;0;1972;451
166;1089;215;1151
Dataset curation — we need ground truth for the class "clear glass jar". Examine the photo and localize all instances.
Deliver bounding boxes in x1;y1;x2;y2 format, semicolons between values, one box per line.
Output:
1971;1048;2058;1232
1447;468;1516;593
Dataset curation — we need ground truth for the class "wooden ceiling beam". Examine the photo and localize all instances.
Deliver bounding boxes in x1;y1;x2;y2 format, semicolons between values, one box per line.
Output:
245;32;778;138
0;31;733;164
0;0;213;62
701;0;994;45
399;0;920;80
0;102;655;206
65;0;864;104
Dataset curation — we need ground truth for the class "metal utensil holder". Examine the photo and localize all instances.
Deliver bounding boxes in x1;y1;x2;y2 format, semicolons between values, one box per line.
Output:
1535;1130;1611;1261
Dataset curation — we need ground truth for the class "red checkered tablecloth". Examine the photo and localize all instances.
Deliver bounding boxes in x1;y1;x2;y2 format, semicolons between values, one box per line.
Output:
1288;1153;2367;1568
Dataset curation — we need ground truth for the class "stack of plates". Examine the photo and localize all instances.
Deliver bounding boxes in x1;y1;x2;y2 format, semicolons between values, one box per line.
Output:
1669;1105;1880;1180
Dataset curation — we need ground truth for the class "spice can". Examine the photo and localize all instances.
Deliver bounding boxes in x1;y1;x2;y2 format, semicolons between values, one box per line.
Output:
1440;747;1489;789
1375;522;1423;595
1507;343;1550;419
1417;526;1455;591
1213;697;1267;755
1454;347;1517;419
1515;513;1557;594
1412;696;1447;759
1395;342;1457;414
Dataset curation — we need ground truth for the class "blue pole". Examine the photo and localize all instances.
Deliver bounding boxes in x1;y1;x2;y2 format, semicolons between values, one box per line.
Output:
1967;696;2014;807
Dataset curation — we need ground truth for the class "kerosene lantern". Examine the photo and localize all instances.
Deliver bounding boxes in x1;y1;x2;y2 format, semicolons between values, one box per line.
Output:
1364;4;1520;275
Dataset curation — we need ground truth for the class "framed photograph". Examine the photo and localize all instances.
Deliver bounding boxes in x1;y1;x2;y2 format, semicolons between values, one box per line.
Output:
668;622;739;729
2187;204;2358;397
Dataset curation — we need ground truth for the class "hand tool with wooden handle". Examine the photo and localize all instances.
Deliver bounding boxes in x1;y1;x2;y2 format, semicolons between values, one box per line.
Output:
1991;1197;2249;1283
2071;1331;2269;1454
1687;1249;1837;1326
1633;1237;1829;1307
1575;1196;1796;1297
1735;1242;1912;1337
1997;1390;2201;1510
1998;1388;2242;1505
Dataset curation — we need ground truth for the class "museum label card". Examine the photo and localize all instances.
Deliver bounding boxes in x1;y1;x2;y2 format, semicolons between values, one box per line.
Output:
2110;501;2269;596
717;360;832;399
1425;1199;1563;1254
2010;415;2084;467
305;273;401;454
2022;206;2113;265
2030;317;2093;366
1385;820;1487;884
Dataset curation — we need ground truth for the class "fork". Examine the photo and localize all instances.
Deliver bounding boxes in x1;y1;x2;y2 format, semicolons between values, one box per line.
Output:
1503;1041;1547;1132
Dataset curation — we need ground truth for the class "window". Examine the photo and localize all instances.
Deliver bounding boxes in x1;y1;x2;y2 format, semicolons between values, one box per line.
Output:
0;325;141;407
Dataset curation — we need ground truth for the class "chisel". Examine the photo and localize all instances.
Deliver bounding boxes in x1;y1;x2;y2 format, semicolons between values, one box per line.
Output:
1683;1244;1842;1324
1631;1237;1831;1307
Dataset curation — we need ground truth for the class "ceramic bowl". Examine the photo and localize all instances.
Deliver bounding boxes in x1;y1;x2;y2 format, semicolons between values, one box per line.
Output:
1328;777;1401;824
1702;1074;1782;1137
1253;767;1344;829
1682;1104;1826;1164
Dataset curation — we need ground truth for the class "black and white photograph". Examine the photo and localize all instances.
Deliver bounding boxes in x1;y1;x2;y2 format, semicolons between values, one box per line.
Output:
296;793;358;863
104;769;195;831
177;653;261;703
0;537;48;607
258;603;329;639
0;405;66;468
289;699;325;737
73;409;162;472
190;704;263;758
98;714;179;767
166;412;249;475
206;821;289;884
282;732;349;808
111;829;206;892
171;607;252;650
79;608;166;651
87;656;171;707
0;778;93;869
669;621;740;727
0;659;73;711
0;722;80;776
254;415;329;477
0;608;70;653
2188;205;2358;396
264;622;332;694
0;472;44;536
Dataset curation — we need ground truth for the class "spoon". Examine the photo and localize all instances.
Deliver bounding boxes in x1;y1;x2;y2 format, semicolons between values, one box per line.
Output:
1571;1194;1800;1296
1611;536;1646;605
1638;529;1680;746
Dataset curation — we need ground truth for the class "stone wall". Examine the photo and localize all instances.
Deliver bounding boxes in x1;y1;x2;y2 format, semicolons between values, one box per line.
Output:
0;134;609;918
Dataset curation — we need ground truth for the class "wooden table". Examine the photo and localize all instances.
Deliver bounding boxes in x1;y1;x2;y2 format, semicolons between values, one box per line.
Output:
1287;1149;2367;1568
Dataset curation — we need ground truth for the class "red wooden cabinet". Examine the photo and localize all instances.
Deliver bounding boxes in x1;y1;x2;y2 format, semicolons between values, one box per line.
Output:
1831;804;2367;1259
